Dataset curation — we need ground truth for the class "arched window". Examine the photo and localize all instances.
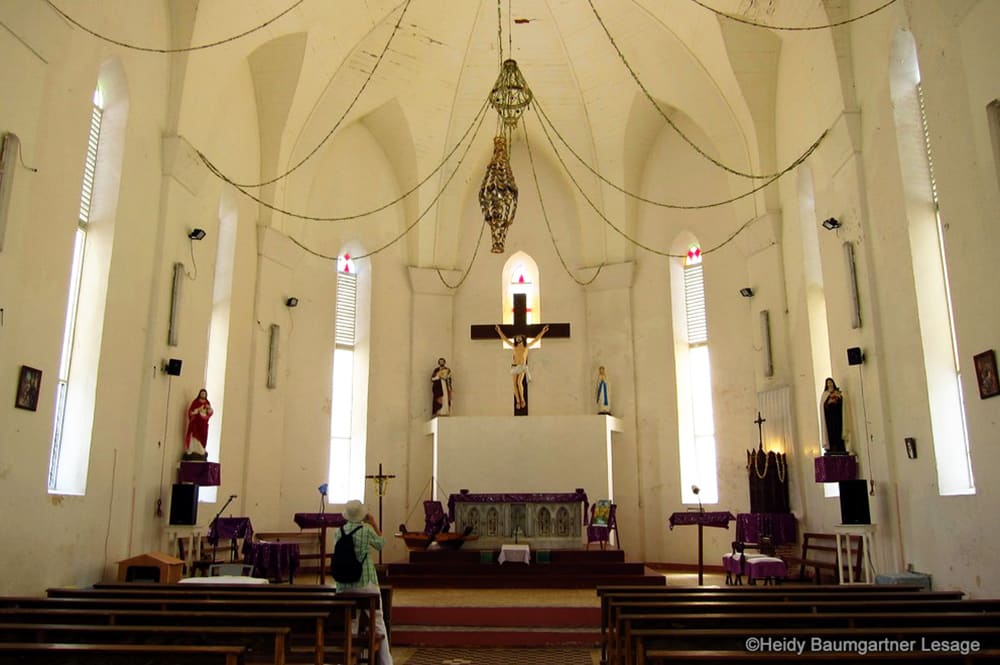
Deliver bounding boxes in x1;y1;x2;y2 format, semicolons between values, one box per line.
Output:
890;29;973;495
328;253;368;501
502;251;540;328
49;65;126;494
673;242;719;504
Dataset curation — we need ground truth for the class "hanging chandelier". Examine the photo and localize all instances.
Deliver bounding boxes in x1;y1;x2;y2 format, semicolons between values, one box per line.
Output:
479;58;532;253
479;134;518;253
488;59;533;128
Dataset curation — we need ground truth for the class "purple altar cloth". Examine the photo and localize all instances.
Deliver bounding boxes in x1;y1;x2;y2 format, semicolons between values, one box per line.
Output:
668;511;736;530
178;461;221;486
293;512;346;529
814;455;858;482
735;513;797;545
208;517;253;559
448;490;589;523
248;541;300;582
208;517;253;541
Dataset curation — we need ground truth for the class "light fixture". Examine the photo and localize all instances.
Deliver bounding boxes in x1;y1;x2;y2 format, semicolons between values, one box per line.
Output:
821;217;841;230
739;287;754;298
188;228;206;240
285;297;299;308
479;135;518;253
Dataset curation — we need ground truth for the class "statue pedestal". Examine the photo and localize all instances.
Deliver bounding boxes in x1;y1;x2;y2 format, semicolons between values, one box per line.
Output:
814;455;857;483
178;461;220;486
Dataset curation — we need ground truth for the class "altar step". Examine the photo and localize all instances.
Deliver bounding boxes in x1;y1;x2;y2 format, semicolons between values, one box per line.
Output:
384;548;666;589
391;605;601;647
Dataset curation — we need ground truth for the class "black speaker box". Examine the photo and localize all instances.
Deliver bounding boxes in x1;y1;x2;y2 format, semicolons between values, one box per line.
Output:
838;479;871;524
164;358;183;376
847;347;864;366
169;483;199;525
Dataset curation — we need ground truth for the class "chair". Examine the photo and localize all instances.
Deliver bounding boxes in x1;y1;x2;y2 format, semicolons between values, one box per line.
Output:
586;500;619;550
209;562;255;577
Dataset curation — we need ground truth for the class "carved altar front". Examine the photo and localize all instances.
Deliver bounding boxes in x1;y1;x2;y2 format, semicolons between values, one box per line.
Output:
449;491;586;549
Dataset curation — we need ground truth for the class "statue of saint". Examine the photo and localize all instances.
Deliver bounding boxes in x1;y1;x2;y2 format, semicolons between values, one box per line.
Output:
431;357;454;416
495;324;549;409
596;366;611;415
184;388;213;461
820;377;849;455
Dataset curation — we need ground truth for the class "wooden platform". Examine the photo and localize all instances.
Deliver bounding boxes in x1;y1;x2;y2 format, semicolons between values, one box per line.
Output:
384;548;665;589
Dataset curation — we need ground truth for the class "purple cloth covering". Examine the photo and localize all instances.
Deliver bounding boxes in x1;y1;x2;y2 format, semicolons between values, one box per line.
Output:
448;490;589;522
746;557;788;581
207;517;253;559
735;513;797;545
178;461;221;486
668;511;736;529
293;512;346;529
814;455;858;482
248;541;300;582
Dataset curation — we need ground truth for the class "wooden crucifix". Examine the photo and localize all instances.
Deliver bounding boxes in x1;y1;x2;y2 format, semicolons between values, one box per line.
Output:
471;293;570;416
365;463;396;564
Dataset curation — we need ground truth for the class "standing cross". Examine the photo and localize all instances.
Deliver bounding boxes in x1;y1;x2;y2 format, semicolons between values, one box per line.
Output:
471;293;570;415
754;411;767;451
365;463;396;564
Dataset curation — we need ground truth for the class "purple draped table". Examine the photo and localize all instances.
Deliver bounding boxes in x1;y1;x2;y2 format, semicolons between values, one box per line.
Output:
668;511;736;585
447;489;589;524
735;512;797;546
814;455;858;482
177;461;221;486
248;540;300;583
293;512;345;585
207;517;254;561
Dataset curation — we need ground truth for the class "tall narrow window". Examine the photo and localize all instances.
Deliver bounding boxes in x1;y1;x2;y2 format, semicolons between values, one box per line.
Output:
502;251;540;327
202;201;238;503
890;29;974;495
48;85;104;494
329;254;365;501
673;244;719;504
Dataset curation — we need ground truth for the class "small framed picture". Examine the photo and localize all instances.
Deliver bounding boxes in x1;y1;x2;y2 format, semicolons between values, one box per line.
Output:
973;350;1000;399
15;365;42;411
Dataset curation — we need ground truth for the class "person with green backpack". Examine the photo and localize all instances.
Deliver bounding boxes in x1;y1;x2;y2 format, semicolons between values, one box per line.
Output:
333;500;392;665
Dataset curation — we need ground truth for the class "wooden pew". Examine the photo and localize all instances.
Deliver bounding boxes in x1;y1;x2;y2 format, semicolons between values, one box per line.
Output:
615;608;1000;665
784;532;862;584
610;599;1000;665
636;625;1000;664
0;622;288;665
596;585;956;663
88;582;394;645
0;641;246;664
50;584;387;662
0;605;335;665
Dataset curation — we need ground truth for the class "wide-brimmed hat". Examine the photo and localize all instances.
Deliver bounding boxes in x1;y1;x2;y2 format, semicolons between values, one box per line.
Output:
344;500;367;522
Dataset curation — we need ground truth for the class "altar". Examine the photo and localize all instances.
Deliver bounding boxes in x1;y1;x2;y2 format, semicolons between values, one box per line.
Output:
449;489;588;549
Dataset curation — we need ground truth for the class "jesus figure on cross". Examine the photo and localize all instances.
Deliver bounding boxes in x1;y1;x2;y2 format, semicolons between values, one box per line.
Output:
495;323;549;409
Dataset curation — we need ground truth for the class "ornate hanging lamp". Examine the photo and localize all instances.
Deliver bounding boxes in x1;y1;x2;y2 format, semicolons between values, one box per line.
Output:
479;58;533;253
479;135;518;253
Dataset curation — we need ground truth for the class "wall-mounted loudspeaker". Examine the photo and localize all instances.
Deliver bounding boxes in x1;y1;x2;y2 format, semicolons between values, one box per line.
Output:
847;347;864;366
163;358;182;376
838;479;871;525
169;483;199;525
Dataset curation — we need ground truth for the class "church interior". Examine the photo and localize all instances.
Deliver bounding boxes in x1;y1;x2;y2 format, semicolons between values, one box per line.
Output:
2;0;1000;632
